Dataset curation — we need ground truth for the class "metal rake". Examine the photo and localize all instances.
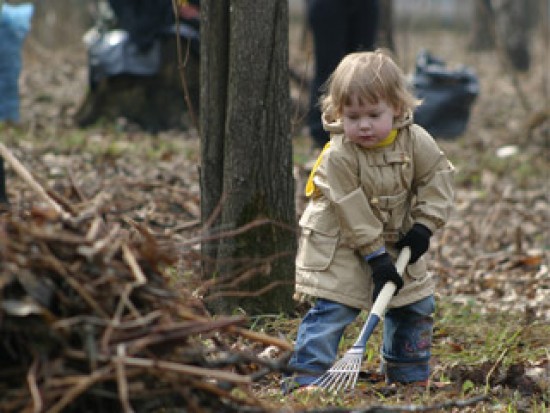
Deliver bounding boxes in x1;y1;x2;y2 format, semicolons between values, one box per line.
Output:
312;247;411;392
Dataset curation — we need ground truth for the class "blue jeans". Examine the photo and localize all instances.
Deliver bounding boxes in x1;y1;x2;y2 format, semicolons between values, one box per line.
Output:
284;295;435;390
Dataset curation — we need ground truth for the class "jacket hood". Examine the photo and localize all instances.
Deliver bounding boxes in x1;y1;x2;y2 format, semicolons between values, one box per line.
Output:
322;109;414;135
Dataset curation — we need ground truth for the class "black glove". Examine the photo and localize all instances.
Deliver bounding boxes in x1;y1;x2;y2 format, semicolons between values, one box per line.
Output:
395;223;432;264
367;252;404;302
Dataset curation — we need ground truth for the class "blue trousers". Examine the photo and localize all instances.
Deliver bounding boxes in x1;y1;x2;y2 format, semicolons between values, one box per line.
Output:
285;295;435;389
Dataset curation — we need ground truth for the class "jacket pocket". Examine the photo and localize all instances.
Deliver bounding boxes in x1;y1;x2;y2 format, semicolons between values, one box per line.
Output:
296;228;339;271
297;201;340;271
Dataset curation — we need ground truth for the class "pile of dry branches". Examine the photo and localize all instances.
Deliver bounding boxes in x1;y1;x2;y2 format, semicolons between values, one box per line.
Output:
0;144;292;413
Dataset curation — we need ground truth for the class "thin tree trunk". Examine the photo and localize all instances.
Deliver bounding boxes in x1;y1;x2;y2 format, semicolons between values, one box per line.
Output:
469;0;534;72
200;0;229;257
468;0;495;51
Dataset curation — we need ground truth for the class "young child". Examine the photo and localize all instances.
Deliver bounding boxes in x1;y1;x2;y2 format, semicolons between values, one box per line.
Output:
285;49;455;391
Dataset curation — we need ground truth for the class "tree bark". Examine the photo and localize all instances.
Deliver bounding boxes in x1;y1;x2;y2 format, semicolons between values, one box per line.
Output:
468;0;495;51
492;0;532;72
469;0;534;72
200;0;296;315
199;0;228;243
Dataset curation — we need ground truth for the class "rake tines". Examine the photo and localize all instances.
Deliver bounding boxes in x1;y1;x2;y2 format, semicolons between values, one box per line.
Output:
312;346;364;392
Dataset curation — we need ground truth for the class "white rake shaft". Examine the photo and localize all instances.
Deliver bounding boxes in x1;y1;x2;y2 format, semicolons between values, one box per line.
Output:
313;247;411;392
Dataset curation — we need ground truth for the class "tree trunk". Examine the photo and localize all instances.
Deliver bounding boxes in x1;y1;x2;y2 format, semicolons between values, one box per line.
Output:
469;0;534;72
200;0;296;315
492;0;532;72
468;0;495;51
28;0;93;49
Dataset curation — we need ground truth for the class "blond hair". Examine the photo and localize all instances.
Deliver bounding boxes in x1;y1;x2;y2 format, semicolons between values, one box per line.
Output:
320;49;420;119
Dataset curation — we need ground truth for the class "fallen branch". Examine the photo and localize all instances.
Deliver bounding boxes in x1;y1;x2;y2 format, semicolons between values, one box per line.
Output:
122;356;252;384
0;142;71;221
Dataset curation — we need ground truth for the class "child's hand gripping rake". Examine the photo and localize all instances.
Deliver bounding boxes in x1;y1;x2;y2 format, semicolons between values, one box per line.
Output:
312;247;411;392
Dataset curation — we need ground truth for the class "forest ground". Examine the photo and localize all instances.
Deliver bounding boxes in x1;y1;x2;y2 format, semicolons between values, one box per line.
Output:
2;15;549;413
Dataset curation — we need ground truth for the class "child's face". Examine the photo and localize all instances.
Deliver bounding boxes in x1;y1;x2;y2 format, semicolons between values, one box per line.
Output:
341;96;397;148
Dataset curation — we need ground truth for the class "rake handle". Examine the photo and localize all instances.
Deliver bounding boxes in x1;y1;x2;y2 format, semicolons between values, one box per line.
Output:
354;247;411;349
371;246;411;317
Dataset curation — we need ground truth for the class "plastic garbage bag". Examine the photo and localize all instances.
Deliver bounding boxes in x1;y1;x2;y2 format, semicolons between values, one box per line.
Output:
0;3;34;122
412;50;479;139
87;29;161;88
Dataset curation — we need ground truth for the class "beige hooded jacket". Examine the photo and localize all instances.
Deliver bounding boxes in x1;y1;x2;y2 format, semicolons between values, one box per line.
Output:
295;112;455;309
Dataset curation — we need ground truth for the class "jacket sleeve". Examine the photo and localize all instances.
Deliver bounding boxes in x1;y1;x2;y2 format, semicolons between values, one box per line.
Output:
409;126;455;233
314;141;385;255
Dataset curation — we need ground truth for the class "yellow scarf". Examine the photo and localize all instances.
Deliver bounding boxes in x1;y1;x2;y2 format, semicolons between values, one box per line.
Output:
305;129;398;197
370;128;398;148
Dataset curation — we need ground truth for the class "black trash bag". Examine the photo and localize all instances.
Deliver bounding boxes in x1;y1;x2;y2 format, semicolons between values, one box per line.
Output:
87;29;162;89
412;50;479;139
0;156;7;204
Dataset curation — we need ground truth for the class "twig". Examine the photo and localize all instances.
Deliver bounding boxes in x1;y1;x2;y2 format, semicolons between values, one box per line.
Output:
53;310;163;331
484;327;523;392
236;328;293;351
27;356;42;413
204;280;293;302
40;249;109;319
101;282;143;353
170;0;199;131
122;243;147;286
45;366;113;413
77;223;121;260
68;191;111;226
18;222;90;244
179;309;293;351
179;217;295;247
122;316;247;353
115;344;134;413
122;356;252;384
201;192;228;234
0;143;72;220
185;376;259;406
199;261;274;296
66;165;87;202
85;216;104;241
485;346;509;393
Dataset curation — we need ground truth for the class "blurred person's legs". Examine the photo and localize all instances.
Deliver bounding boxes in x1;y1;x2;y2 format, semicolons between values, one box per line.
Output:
306;0;379;148
0;157;7;204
